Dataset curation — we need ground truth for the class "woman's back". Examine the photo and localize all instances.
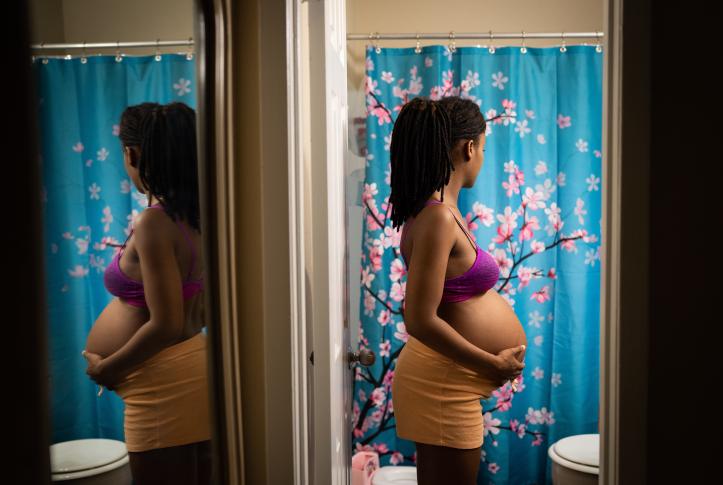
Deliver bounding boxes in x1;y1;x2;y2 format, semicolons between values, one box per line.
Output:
87;202;205;357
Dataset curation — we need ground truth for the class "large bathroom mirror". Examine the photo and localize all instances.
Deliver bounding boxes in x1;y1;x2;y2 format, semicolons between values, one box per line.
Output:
28;0;226;483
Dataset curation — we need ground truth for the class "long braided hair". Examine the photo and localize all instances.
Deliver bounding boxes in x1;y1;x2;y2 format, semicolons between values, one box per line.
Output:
389;95;487;230
118;101;201;232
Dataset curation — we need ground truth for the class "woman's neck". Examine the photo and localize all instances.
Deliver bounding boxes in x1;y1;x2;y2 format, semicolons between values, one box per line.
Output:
431;186;461;207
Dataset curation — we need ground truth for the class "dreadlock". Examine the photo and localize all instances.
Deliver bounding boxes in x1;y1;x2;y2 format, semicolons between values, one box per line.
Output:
389;96;486;229
118;101;201;232
389;97;451;229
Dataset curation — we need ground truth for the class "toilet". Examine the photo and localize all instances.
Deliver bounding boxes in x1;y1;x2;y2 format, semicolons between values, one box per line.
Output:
548;433;599;484
50;439;132;484
371;466;417;484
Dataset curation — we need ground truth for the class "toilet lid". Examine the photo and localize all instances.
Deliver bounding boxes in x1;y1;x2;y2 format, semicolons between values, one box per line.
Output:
50;439;128;473
553;434;599;468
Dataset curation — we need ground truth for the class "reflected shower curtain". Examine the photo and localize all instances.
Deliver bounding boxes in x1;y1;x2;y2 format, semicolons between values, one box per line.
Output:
353;45;602;484
35;54;196;444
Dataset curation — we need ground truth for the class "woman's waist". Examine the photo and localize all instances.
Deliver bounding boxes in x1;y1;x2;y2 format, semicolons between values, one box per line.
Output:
120;332;207;378
114;332;207;394
399;336;496;392
403;335;455;364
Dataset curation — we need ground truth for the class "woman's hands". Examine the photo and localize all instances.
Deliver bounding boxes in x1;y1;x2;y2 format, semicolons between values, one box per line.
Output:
82;350;121;392
488;344;526;389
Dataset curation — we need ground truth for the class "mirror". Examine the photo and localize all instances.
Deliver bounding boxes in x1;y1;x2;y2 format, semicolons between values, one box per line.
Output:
29;1;216;483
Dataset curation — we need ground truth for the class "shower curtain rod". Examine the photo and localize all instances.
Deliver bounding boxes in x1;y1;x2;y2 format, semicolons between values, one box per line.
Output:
29;39;194;50
347;31;603;41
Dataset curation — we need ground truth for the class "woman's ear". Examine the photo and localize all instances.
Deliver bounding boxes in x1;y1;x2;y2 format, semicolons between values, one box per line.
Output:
465;139;474;162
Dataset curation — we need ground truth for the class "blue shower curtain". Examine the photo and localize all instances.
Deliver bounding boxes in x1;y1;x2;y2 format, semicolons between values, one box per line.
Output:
352;45;602;484
35;54;196;444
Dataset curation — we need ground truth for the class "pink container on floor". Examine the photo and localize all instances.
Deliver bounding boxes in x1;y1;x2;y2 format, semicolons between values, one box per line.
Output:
351;451;380;485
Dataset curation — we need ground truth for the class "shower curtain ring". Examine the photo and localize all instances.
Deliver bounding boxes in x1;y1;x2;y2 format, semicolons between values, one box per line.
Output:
520;31;527;54
449;31;456;53
40;42;49;64
560;32;567;53
415;34;421;54
596;31;603;53
155;38;162;61
186;37;194;60
80;41;87;63
374;32;381;54
488;30;495;54
115;41;122;62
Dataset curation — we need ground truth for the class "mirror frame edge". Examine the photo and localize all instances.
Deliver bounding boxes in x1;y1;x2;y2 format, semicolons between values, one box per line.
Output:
196;0;244;483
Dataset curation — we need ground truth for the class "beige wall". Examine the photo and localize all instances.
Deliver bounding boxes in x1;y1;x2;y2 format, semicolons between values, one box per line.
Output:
29;0;65;43
29;0;193;55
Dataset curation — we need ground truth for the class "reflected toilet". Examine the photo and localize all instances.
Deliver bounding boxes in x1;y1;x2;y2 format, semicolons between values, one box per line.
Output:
50;439;131;484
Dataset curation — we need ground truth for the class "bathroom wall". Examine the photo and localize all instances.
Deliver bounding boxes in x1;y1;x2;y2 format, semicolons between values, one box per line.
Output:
29;0;194;55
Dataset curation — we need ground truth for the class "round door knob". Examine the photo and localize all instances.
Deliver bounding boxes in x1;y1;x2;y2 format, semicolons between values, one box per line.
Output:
348;347;375;368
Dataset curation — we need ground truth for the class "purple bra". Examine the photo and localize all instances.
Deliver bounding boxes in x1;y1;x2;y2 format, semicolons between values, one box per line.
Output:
103;203;204;308
400;198;499;303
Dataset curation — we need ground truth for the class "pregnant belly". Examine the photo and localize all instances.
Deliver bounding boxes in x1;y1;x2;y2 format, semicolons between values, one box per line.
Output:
438;289;528;356
85;298;148;358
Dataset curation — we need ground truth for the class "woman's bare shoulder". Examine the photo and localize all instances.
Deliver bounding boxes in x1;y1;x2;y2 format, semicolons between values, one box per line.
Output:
132;208;176;243
411;202;455;234
406;203;456;256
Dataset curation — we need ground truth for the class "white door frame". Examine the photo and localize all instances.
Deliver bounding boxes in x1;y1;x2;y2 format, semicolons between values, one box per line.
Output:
287;0;351;484
286;0;311;483
286;1;626;484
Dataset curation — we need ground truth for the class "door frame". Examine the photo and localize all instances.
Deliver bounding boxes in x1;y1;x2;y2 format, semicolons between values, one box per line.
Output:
286;0;630;484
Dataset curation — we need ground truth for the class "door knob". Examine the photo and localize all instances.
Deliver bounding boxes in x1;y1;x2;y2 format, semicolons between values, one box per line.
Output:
348;347;375;369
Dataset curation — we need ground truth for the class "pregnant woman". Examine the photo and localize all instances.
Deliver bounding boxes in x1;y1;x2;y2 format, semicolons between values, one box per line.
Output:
390;96;527;485
81;102;212;485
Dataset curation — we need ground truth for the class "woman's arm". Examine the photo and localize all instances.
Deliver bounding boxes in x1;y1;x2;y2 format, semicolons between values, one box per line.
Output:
403;205;499;373
99;209;185;380
408;313;500;373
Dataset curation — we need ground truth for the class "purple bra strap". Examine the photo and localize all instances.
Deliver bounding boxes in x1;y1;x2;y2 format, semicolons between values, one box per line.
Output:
427;199;477;251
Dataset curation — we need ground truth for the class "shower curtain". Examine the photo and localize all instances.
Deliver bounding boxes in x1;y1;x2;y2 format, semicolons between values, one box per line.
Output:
352;45;602;485
35;54;197;444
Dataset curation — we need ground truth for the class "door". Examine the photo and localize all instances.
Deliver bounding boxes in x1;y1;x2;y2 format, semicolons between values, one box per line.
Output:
307;0;376;484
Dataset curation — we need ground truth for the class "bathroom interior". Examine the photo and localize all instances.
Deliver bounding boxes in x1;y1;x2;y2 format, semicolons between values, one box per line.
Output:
18;0;671;484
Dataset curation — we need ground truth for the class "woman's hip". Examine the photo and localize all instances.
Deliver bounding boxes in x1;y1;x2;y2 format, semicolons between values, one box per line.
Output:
394;335;497;400
115;332;208;399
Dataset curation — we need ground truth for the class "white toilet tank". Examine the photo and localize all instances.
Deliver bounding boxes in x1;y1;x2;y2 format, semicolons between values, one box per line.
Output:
50;439;132;484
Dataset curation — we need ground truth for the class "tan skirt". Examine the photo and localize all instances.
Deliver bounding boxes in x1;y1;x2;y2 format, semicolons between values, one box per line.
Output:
391;335;498;450
114;332;212;452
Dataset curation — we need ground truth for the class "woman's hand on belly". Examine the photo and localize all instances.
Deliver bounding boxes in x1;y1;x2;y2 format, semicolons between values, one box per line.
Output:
487;344;526;387
81;350;121;390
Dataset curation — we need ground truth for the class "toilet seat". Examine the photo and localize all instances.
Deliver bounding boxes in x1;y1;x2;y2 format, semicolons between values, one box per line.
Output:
371;465;418;484
50;439;129;481
548;433;599;475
